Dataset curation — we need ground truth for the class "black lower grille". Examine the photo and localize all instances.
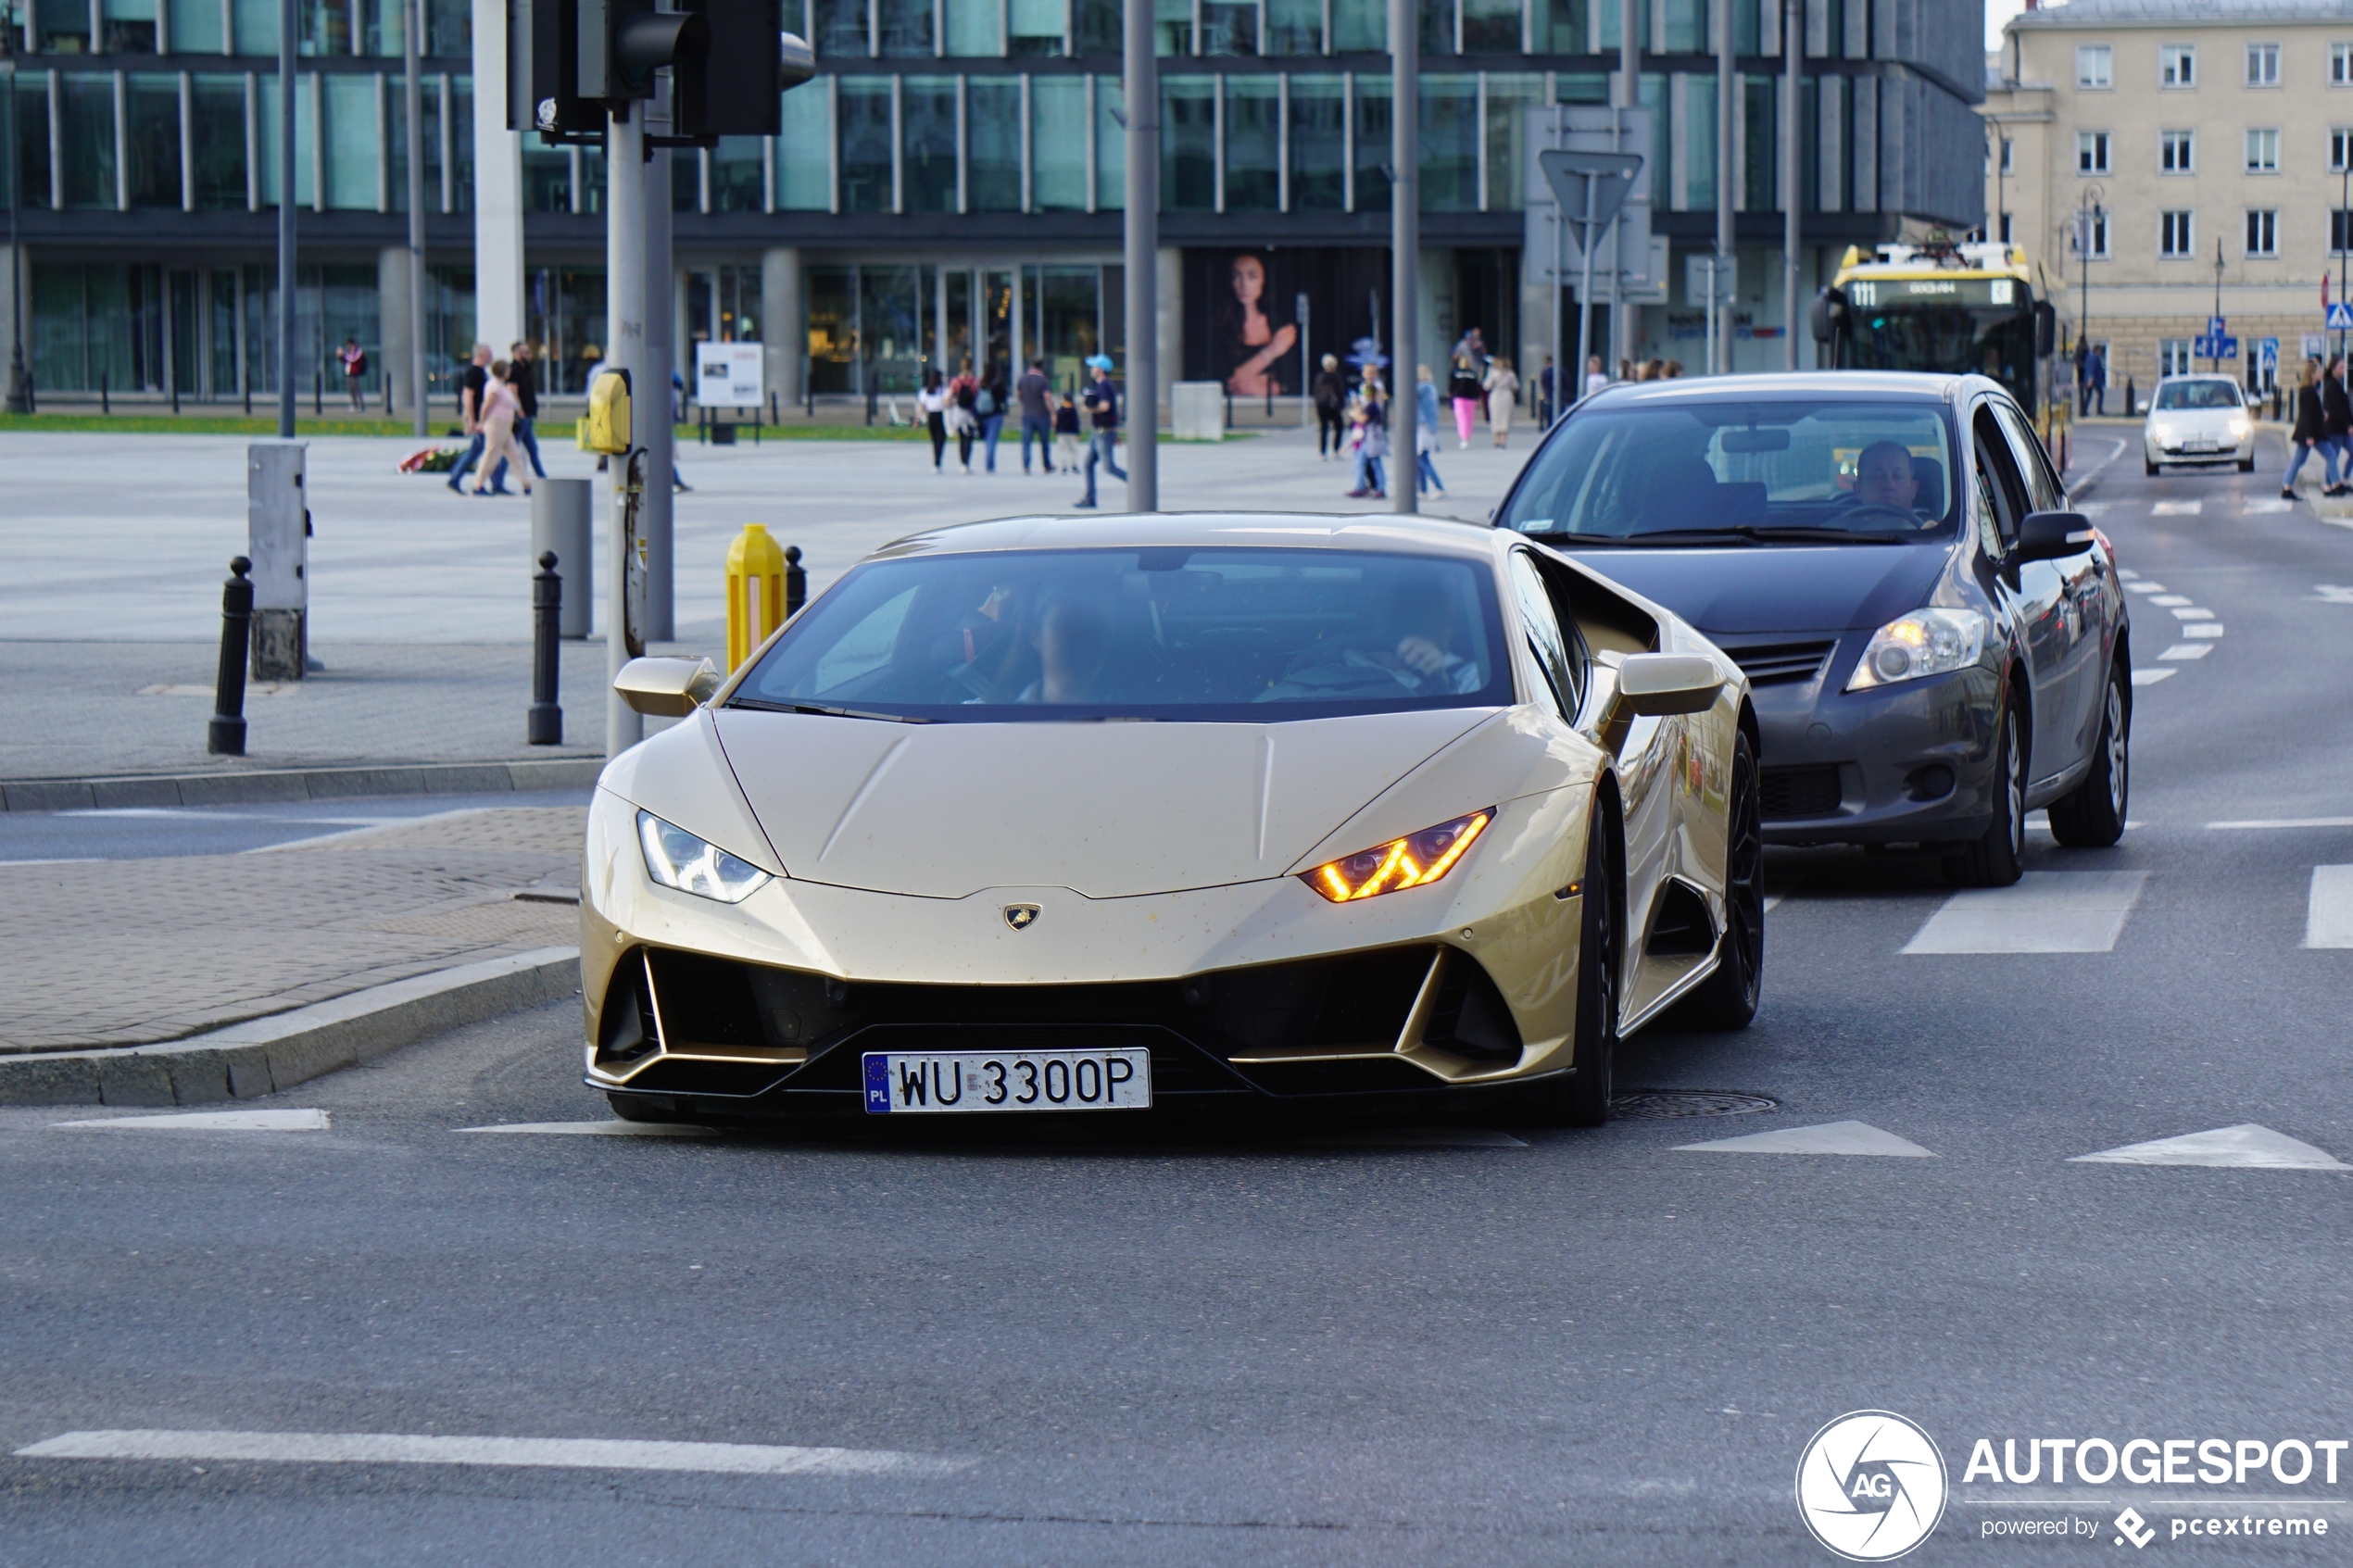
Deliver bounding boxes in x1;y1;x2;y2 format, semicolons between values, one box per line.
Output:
1723;639;1837;686
1759;765;1843;820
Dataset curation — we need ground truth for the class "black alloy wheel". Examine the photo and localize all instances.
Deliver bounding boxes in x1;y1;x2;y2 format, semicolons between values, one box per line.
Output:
2047;665;2130;847
1675;731;1763;1031
1944;699;2027;888
1549;816;1622;1127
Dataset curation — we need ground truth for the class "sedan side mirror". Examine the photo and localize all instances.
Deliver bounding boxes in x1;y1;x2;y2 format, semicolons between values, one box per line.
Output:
614;656;722;717
2016;510;2095;564
1617;653;1727;717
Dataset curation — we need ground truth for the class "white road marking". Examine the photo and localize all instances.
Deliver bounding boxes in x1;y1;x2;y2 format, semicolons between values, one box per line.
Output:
1310;1127;1528;1148
2243;498;2295;514
11;1429;969;1477
2170;607;2215;621
2148;594;2193;607
2158;644;2212;660
2116;564;2137;576
2131;669;2178;687
1676;1121;1934;1157
244;809;493;854
2313;584;2353;604
2124;581;2166;594
0;858;103;867
2182;622;2224;638
50;1110;328;1132
2322;516;2353;532
2069;1123;2349;1171
1901;871;2148;955
2151;500;2203;516
2305;866;2353;948
2076;503;2112;519
2207;817;2353;830
457;1120;718;1137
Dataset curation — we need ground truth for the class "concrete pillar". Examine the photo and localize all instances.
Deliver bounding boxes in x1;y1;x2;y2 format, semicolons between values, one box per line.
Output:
0;245;23;395
470;0;525;354
1153;245;1181;428
377;245;414;415
761;247;802;405
1520;249;1554;410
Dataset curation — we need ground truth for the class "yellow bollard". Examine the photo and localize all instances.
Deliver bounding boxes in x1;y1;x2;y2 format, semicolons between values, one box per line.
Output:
725;523;787;671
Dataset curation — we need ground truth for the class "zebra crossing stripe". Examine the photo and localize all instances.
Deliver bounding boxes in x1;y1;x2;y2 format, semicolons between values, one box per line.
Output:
1901;872;2148;955
2305;866;2353;949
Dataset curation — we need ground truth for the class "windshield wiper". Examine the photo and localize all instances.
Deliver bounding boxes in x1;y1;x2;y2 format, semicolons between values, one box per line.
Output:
729;698;934;723
1730;525;1916;545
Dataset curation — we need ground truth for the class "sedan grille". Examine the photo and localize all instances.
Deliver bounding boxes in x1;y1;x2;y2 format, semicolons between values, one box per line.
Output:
1759;765;1843;821
1723;639;1837;687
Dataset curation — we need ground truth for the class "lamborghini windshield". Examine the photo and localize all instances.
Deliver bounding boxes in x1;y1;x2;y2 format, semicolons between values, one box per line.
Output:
731;546;1510;722
1499;399;1960;546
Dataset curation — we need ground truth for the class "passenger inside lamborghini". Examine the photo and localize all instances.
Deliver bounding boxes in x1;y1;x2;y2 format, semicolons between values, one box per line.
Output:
733;546;1514;722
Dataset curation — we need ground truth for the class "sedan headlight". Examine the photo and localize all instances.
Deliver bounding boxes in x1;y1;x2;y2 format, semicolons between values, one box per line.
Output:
635;809;773;903
2227;415;2252;438
1844;608;1988;692
1301;809;1492;902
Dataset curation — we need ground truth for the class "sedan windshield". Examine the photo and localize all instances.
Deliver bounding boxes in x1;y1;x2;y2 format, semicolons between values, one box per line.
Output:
1498;399;1959;546
731;546;1510;722
2153;380;2242;411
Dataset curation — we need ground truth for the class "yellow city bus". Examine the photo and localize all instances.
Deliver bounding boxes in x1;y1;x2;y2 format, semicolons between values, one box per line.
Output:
1811;239;2071;472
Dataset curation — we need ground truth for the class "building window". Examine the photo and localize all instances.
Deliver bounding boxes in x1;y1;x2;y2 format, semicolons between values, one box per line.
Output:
125;74;182;209
2246;208;2278;257
965;80;1020;210
2333;208;2353;257
2336;128;2353;172
812;0;868;56
1027;75;1087;211
1998;213;2013;244
2077;130;2109;174
1288;74;1345;211
2083;209;2108;257
1008;0;1066;55
2246;127;2279;172
2246;43;2280;87
190;75;245;210
2159;209;2195;257
1265;0;1319;53
1421;73;1478;212
835;78;892;213
1224;75;1279;211
2159;339;2193;377
900;77;956;213
2160;129;2193;173
2335;43;2353;85
2077;44;2111;89
1159;74;1214;211
1353;72;1390;212
775;82;830;210
1998;136;2012;173
2160;44;2196;87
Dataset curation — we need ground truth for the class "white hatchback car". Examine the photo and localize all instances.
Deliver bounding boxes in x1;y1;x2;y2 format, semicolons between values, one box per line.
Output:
2143;375;2256;474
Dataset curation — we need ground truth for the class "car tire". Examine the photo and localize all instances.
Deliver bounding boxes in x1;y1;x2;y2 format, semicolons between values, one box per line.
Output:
1671;731;1762;1032
2047;665;2129;848
1944;699;2027;888
1524;814;1622;1128
2145;458;2159;475
2238;453;2256;473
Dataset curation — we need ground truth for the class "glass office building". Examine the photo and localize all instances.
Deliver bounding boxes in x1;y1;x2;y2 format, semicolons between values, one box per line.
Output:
0;0;1984;401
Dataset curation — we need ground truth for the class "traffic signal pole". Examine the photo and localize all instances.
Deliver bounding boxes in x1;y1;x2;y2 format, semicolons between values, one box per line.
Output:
606;103;647;757
643;107;675;641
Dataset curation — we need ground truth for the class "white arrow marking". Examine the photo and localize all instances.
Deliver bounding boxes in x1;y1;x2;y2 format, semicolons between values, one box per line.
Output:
50;1110;328;1132
2070;1123;2348;1170
1676;1120;1935;1157
2313;584;2353;604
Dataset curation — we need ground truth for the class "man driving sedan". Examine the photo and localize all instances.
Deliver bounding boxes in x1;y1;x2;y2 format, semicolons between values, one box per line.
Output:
1849;439;1923;516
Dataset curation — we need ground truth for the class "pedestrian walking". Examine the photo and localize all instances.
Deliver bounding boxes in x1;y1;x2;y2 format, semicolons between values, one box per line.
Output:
947;359;980;471
670;369;691;492
1583;355;1609;402
1075;355;1126;508
1017;358;1055;472
1414;365;1445;498
1483;358;1520;447
337;337;367;411
1052;388;1083;473
1535;356;1555;427
1448;351;1482;448
2322;356;2353;498
445;344;500;494
977;362;1009;472
917;369;950;471
470;361;535;497
2284;359;2335;498
1312;354;1348;458
2087;345;2108;417
1346;368;1388;498
508;341;547;479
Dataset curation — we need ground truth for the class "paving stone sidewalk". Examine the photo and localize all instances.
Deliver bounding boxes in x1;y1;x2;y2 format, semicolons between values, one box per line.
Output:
0;807;586;1053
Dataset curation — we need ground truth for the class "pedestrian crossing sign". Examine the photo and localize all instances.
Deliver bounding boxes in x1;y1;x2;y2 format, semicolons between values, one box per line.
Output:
2326;302;2353;331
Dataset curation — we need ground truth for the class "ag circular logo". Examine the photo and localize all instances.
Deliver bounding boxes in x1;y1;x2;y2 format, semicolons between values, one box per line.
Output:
1794;1410;1948;1562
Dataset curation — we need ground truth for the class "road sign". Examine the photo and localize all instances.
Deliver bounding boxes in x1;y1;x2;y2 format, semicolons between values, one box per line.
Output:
1537;151;1642;239
2327;302;2353;331
2193;334;2239;359
2259;337;2279;375
1684;251;1739;305
2208;316;2228;337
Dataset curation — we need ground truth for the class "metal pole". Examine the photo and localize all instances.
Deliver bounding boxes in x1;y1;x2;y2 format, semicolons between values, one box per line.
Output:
643;108;674;640
6;59;31;416
1574;176;1595;413
2340;164;2348;362
1551;108;1565;418
277;0;296;436
1122;0;1158;511
606;107;646;759
1615;0;1637;367
404;0;425;437
1390;0;1416;514
1713;0;1730;377
1780;0;1798;369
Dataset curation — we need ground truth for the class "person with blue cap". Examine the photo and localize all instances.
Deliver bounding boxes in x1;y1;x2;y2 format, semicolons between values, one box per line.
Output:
1074;354;1126;508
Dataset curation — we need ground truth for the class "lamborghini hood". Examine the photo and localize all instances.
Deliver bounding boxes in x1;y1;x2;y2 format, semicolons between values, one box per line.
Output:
710;707;1494;899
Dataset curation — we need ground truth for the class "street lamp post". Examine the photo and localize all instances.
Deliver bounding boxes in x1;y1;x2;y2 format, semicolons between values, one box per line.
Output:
2212;238;2226;377
2339;160;2349;363
5;47;28;416
2076;183;2102;408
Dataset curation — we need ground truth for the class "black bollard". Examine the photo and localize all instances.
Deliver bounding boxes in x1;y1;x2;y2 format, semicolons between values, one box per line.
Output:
314;369;323;416
242;366;251;417
208;557;255;756
100;371;108;416
783;544;807;619
528;552;563;746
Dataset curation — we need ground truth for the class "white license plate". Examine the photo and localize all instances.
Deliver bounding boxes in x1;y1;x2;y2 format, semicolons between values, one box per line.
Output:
861;1047;1152;1114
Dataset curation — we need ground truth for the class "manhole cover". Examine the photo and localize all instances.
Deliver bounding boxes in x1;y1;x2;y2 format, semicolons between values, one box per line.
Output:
1609;1090;1780;1120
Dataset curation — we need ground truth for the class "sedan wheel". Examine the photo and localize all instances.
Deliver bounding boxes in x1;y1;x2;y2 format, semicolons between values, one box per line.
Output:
1944;702;2026;888
1673;732;1763;1032
2047;666;2129;847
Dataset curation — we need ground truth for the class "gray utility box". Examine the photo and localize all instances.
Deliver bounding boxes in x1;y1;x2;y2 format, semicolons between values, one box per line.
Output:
1172;383;1226;442
247;441;308;681
531;479;595;638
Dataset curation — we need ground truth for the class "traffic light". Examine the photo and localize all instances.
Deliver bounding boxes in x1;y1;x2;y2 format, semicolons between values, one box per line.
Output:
510;0;812;143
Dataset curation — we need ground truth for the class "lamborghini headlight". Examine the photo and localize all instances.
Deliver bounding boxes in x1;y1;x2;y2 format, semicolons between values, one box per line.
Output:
1844;608;1988;692
1301;809;1492;902
635;809;772;903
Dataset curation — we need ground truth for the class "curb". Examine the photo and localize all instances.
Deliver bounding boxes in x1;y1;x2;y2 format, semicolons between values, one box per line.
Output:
0;947;581;1108
1;758;607;813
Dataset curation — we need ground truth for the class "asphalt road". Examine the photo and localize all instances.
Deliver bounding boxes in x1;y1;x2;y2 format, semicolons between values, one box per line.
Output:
4;433;2350;1565
0;789;594;862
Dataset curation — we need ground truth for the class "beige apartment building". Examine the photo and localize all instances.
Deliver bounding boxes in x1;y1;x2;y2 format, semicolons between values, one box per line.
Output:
1984;0;2353;408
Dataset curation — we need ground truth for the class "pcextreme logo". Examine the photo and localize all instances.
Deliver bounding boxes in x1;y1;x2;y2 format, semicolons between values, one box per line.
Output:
1795;1411;1950;1562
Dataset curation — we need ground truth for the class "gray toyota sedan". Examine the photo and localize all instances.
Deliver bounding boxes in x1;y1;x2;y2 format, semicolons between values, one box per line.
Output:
1495;371;2129;887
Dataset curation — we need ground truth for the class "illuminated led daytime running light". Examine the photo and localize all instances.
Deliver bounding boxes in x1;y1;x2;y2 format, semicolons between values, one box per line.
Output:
1301;809;1494;902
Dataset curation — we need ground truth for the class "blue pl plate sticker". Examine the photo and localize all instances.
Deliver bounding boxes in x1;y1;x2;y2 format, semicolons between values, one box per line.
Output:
862;1053;893;1113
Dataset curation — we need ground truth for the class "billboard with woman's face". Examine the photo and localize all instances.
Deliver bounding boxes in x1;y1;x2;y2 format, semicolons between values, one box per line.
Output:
1183;248;1396;396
